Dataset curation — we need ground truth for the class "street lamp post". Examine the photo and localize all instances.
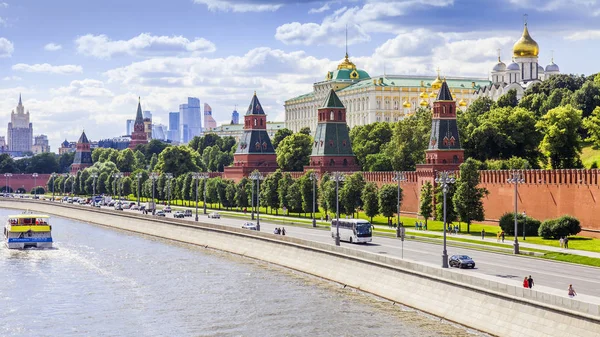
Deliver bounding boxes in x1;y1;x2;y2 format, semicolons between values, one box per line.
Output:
112;173;121;202
435;171;456;268
507;172;525;254
249;171;264;231
309;172;319;227
331;172;345;246
3;173;12;193
150;172;159;214
165;173;173;206
136;173;142;206
192;173;209;220
70;174;75;195
63;173;69;196
201;173;209;215
522;211;527;241
392;172;406;237
32;173;38;198
91;173;98;199
51;173;57;200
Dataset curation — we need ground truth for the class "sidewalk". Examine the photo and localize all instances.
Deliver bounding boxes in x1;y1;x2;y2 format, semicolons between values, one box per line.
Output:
162;202;600;259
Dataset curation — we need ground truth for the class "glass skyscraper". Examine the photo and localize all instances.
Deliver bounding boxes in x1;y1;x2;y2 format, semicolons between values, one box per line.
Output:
179;97;202;143
168;111;179;142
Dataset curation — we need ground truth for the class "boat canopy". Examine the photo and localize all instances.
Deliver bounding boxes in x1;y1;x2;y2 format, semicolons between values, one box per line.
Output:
8;214;50;219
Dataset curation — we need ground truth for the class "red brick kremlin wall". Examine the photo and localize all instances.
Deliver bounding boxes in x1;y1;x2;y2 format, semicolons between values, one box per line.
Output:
1;173;52;192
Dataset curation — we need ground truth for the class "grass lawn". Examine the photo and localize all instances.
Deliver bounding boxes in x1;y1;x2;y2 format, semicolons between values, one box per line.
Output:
541;252;600;268
581;143;600;168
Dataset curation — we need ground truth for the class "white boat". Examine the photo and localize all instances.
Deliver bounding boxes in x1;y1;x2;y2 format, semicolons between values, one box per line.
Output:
3;212;53;249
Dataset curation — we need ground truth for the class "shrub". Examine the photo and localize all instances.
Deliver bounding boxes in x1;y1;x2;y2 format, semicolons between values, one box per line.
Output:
538;216;581;239
30;186;46;194
498;212;541;236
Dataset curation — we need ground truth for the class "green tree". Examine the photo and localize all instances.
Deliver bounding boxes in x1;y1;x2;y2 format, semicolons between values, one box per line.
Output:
149;153;158;171
452;159;488;233
155;146;201;176
275;133;312;171
286;181;303;215
571;81;600;118
361;182;379;222
235;177;250;209
117;149;136;172
339;172;365;216
224;181;237;209
319;173;331;217
92;148;105;163
134;150;146;170
458;96;494;142
261;170;281;214
583;106;600;147
435;182;457;225
121;176;132;196
272;128;293;150
349;122;393;170
536;105;583;168
419;181;433;226
494;88;518;108
278;172;294;212
131;169;148;200
58;152;75;172
378;184;398;225
385;117;428;171
299;127;311;136
25;153;60;173
0;153;19;173
299;171;319;216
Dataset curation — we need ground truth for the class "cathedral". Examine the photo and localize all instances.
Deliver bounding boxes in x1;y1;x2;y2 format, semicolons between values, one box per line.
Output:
473;20;560;101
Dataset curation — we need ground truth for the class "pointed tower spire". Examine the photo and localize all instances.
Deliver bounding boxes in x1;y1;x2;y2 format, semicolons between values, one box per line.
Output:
345;24;348;58
18;93;22;106
436;80;453;101
135;97;144;123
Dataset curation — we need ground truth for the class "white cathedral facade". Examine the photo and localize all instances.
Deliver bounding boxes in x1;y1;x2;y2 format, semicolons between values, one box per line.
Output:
473;21;560;101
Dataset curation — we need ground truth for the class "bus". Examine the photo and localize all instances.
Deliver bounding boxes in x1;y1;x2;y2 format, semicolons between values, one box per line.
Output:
330;219;373;244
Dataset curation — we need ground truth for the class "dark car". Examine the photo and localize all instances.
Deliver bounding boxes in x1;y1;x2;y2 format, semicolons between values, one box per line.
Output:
449;255;475;269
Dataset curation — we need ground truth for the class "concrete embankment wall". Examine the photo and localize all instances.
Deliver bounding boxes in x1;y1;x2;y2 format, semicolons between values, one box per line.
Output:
2;200;599;337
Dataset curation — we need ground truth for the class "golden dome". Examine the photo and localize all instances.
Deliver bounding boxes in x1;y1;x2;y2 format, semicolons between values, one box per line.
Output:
403;100;411;108
419;91;428;98
429;92;437;98
513;23;539;57
337;53;357;70
419;99;428;107
458;99;467;107
431;74;443;90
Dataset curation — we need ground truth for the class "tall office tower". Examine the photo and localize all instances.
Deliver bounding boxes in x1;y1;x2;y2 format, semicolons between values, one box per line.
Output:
7;94;33;152
179;97;202;143
152;124;167;141
168;112;179;142
231;108;239;124
126;119;135;136
143;110;152;140
32;135;50;154
204;103;217;131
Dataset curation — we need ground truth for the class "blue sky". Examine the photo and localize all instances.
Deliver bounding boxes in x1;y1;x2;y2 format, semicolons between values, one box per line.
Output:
1;0;600;151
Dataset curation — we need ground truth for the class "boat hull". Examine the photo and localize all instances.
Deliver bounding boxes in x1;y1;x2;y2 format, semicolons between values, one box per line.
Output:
5;237;53;249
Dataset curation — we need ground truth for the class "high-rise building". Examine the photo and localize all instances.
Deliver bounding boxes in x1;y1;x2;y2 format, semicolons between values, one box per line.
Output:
152;124;167;141
7;94;33;152
32;135;50;154
231;108;239;125
168;112;179;142
129;98;149;149
126;119;135;136
0;136;7;151
143;110;152;140
204;103;217;131
179;97;202;143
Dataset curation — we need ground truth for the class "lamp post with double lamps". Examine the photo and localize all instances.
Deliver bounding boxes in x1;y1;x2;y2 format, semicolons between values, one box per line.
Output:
150;172;159;213
112;173;122;202
32;173;38;198
249;171;264;231
165;173;173;206
309;172;319;227
435;171;456;268
331;172;345;246
522;211;527;241
507;172;525;254
3;173;12;193
63;173;69;196
392;172;406;237
136;173;143;206
91;173;98;200
51;173;57;200
70;174;76;195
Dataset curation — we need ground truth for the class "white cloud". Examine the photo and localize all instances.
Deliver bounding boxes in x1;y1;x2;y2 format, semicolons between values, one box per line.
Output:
3;76;21;81
565;30;600;40
309;3;330;13
0;2;8;8
50;79;114;97
508;0;600;12
0;37;14;57
193;0;283;12
12;63;83;74
44;43;62;51
75;33;216;59
275;0;454;46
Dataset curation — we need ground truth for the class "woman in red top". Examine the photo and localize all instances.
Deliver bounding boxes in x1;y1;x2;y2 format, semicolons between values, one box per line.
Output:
523;277;529;288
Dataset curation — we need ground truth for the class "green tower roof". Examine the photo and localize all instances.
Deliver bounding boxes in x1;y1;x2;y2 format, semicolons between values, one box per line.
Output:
321;89;345;109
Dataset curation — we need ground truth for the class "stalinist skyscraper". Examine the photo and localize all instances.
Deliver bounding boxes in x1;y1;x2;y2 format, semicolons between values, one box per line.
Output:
7;94;33;152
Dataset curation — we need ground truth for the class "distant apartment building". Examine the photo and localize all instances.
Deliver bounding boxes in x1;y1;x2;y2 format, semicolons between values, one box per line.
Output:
168;111;179;142
204;103;217;131
126;119;135;136
179;97;202;143
32;135;50;154
98;137;130;150
0;136;6;151
208;121;285;142
7;95;33;152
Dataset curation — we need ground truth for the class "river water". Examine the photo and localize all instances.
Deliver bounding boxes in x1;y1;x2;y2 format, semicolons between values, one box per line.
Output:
0;209;486;337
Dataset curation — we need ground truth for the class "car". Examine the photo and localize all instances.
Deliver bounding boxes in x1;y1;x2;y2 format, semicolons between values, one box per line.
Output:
184;209;192;217
108;201;116;207
114;204;123;211
131;205;139;210
94;202;102;208
208;212;221;219
155;211;166;217
241;222;258;230
122;203;131;209
173;211;185;218
164;206;172;213
449;255;476;269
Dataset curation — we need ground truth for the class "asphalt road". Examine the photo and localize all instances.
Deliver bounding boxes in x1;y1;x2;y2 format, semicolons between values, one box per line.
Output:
97;203;600;298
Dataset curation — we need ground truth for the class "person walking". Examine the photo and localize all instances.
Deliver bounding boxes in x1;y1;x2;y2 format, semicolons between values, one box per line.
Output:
496;231;501;242
523;277;529;288
481;229;485;240
281;227;286;236
527;275;534;289
501;231;505;243
568;284;577;298
559;237;564;248
564;236;569;249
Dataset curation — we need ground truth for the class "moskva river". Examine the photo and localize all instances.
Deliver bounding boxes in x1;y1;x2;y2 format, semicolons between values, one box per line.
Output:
0;209;486;337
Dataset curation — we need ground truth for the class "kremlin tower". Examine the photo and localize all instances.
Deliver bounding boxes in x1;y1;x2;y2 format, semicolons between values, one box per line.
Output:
71;130;93;173
129;97;149;149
